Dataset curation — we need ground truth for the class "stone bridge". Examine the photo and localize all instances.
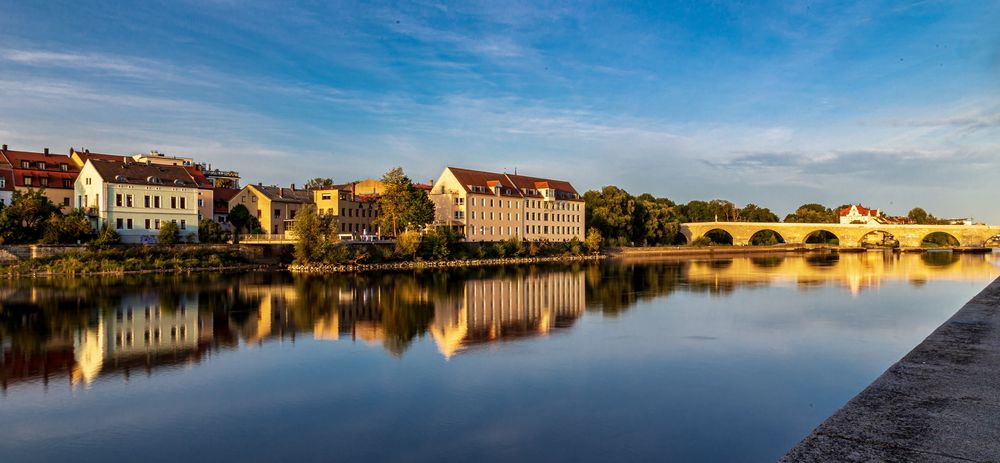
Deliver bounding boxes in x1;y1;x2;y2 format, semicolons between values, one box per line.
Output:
680;222;1000;247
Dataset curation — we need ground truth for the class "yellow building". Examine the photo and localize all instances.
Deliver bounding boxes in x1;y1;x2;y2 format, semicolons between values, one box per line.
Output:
429;167;586;242
229;184;313;236
312;186;381;238
1;146;79;209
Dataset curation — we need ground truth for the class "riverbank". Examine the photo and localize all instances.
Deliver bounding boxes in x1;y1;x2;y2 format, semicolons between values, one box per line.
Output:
781;275;1000;462
606;245;994;259
290;254;605;273
0;246;271;277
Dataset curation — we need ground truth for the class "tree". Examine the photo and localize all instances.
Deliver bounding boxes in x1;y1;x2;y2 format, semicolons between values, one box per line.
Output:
305;178;335;189
739;204;779;222
292;205;324;264
228;204;252;244
395;229;421;258
92;223;121;247
585;228;604;254
0;189;61;243
198;218;227;243
584;186;645;246
375;167;434;236
784;204;837;223
41;209;94;244
159;221;181;244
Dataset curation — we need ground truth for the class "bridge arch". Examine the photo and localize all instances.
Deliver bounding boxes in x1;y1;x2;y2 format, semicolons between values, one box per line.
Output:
803;229;839;245
700;228;734;245
859;230;898;248
921;231;960;248
748;229;785;246
985;234;1000;247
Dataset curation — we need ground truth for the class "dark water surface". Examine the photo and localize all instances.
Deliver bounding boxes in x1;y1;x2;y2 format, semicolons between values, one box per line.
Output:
1;251;998;462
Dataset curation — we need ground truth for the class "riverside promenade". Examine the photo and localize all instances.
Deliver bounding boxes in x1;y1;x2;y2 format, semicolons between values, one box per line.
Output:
781;276;1000;462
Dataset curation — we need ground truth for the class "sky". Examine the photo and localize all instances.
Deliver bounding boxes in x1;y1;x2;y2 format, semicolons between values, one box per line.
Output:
0;0;998;221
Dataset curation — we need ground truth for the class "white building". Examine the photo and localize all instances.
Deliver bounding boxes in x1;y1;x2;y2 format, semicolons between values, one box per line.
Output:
839;204;881;225
75;159;201;243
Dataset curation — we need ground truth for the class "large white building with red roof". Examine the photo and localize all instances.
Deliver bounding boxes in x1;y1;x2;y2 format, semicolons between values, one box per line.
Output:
429;166;585;242
839;204;882;224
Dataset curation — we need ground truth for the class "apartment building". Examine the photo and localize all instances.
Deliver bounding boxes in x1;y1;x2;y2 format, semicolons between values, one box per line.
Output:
75;159;200;243
429;167;585;242
1;145;79;209
229;184;313;236
313;185;381;238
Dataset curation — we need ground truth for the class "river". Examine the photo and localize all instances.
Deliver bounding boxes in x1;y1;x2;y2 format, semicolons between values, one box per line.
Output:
1;251;997;462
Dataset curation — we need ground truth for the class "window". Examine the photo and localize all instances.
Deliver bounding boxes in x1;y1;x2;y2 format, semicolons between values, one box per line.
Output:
126;195;134;207
116;194;123;207
24;176;32;186
180;197;186;209
180;220;186;230
290;210;296;219
63;197;69;207
144;195;150;208
39;177;48;187
85;177;92;185
274;209;280;218
145;219;150;229
198;199;203;207
322;194;331;200
154;196;161;208
171;197;177;209
127;218;133;229
155;219;160;229
63;179;71;188
60;163;68;171
116;218;123;229
0;177;4;188
20;161;29;169
36;162;44;169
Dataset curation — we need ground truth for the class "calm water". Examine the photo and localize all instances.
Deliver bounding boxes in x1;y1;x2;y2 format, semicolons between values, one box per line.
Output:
1;251;998;462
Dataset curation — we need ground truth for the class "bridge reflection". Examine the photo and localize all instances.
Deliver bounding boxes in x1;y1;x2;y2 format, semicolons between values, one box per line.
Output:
1;252;997;390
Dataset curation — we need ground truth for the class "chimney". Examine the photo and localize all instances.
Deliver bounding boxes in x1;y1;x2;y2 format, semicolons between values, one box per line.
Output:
44;148;49;155
290;183;296;191
1;144;6;151
70;147;74;154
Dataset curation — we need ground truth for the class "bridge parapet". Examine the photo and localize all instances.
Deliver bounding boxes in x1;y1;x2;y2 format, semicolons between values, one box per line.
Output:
680;222;1000;247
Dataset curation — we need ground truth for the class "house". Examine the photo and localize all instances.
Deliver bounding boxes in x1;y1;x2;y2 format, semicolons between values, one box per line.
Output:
228;184;313;236
429;167;585;242
70;147;128;167
312;184;381;238
839;204;881;225
75;159;200;243
212;187;241;227
1;146;79;209
184;166;215;223
0;148;13;206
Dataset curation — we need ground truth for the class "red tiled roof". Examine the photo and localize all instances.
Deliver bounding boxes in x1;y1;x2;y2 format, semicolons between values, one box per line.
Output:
185;166;214;189
213;187;240;214
444;167;528;198
504;173;582;201
89;159;198;187
1;149;79;189
73;150;128;164
839;204;878;217
0;169;13;192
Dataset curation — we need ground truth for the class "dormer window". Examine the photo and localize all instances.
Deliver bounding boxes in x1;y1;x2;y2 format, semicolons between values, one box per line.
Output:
20;161;29;169
24;176;32;186
60;163;68;172
36;162;45;169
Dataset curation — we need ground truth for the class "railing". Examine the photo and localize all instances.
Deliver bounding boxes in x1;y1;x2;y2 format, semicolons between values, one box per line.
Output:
202;169;240;178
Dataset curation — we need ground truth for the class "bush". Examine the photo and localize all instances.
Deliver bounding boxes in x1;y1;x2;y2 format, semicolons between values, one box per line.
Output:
691;236;712;246
395;230;421;259
92;224;121;248
159;221;181;244
198;219;227;243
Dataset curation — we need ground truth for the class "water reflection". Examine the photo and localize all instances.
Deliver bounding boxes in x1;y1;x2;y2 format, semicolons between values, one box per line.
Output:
1;252;997;391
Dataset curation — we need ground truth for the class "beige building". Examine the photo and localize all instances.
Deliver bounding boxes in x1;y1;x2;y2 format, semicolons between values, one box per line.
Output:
313;185;381;238
229;184;313;236
429;167;585;242
75;160;201;243
1;146;79;209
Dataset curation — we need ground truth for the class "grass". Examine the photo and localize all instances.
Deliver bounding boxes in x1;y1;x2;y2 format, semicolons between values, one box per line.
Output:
0;246;250;276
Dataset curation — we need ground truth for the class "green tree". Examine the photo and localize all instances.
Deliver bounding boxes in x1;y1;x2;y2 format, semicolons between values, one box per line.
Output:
41;209;94;244
159;221;181;244
585;228;604;254
739;204;779;222
584;185;645;246
908;207;941;225
198;218;227;243
92;223;121;247
375;167;434;236
304;178;335;189
784;204;837;223
292;205;324;264
395;229;421;258
0;189;61;243
228;204;252;244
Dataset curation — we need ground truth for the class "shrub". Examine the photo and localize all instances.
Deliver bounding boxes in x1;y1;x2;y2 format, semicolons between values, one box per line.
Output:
159;221;181;244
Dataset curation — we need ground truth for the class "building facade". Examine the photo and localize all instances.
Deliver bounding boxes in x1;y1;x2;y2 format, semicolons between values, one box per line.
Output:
1;146;79;209
839;204;881;224
429;167;585;242
313;186;381;238
229;184;313;236
75;160;200;243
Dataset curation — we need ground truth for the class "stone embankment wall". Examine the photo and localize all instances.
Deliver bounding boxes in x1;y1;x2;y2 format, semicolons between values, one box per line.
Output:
290;254;605;274
0;244;286;264
604;245;822;258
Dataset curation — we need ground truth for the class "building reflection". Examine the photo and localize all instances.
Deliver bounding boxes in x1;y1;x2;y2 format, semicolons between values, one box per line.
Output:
2;252;998;391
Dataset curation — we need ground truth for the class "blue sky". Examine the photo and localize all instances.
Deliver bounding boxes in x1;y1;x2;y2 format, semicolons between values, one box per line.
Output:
1;1;998;220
